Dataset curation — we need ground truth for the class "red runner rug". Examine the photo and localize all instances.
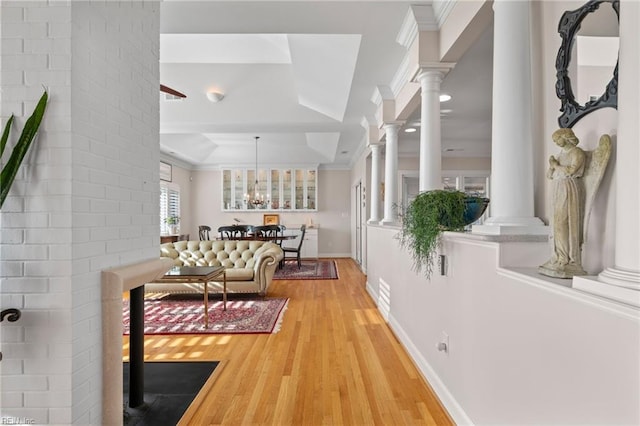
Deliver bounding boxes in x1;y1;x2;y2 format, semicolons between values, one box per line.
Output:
274;260;338;280
123;297;288;335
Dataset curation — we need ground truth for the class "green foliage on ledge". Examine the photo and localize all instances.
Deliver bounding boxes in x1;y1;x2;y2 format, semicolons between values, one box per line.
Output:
398;189;488;279
0;91;48;209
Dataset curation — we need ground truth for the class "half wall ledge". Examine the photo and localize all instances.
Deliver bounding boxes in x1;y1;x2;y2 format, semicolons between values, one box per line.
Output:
101;257;174;425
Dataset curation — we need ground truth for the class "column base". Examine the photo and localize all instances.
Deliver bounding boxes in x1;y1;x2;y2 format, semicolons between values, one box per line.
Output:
598;267;640;290
473;217;549;236
367;218;381;225
573;273;640;307
379;219;400;226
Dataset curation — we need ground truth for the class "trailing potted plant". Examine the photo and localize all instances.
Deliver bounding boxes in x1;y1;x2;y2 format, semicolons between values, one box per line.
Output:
398;189;489;279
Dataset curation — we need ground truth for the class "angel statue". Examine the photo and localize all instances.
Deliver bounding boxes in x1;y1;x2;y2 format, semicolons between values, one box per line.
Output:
539;128;612;279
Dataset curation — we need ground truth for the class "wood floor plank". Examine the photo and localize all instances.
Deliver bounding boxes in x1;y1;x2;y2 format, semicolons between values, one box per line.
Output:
123;258;454;425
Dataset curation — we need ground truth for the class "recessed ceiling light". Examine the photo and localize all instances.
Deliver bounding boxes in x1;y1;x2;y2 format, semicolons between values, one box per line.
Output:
206;91;225;102
404;127;417;133
440;109;453;114
439;94;452;102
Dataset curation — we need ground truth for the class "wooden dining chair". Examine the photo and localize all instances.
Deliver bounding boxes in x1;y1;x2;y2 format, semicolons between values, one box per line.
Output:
218;225;254;239
198;225;211;241
252;225;280;240
282;224;306;269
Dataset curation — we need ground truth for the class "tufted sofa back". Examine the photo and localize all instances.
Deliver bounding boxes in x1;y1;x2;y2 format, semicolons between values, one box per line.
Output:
160;240;281;270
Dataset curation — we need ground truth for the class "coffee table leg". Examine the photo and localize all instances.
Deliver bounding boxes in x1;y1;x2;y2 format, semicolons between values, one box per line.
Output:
204;281;209;328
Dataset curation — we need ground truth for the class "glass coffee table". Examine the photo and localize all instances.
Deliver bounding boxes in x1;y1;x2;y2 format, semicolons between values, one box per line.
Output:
155;265;227;328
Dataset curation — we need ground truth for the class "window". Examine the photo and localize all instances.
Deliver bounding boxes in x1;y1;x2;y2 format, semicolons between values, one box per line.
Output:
398;170;490;224
160;183;180;234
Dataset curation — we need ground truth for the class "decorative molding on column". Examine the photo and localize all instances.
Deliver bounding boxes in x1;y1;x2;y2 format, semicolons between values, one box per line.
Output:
598;268;640;291
411;62;456;83
573;270;640;307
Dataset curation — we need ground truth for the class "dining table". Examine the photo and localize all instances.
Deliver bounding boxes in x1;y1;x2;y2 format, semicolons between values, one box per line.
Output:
216;235;298;242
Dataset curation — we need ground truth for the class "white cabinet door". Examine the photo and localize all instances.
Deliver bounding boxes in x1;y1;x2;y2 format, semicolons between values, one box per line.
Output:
301;228;318;259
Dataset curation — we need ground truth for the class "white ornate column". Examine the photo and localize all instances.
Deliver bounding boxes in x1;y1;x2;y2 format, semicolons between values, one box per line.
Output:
368;143;382;223
415;66;453;191
574;0;640;306
473;0;547;235
380;123;401;225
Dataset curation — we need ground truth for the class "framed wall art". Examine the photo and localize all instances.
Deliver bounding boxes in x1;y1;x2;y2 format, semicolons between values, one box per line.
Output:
263;214;280;225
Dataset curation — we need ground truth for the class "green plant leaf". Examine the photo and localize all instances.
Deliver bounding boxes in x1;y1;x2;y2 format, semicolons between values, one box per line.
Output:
0;115;15;158
397;189;468;279
0;91;48;208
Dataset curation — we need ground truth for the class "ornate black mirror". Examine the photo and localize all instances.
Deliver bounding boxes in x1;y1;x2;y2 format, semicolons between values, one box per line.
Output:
555;0;619;128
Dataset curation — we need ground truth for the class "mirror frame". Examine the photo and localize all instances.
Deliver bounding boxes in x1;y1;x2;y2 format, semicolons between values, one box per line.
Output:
555;0;619;128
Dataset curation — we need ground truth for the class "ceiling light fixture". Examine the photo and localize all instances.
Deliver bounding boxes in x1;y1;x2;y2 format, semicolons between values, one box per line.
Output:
245;136;267;207
206;91;225;103
439;94;452;102
404;127;417;133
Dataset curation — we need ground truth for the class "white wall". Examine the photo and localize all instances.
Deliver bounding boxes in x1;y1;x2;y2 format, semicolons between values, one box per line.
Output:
186;168;352;257
1;2;160;424
366;226;640;425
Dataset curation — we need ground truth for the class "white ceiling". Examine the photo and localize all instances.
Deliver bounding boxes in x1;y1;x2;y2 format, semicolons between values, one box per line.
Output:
159;1;494;170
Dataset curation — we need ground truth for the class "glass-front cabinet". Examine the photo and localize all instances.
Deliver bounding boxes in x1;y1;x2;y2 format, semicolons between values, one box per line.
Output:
270;170;280;209
282;169;292;210
221;167;318;211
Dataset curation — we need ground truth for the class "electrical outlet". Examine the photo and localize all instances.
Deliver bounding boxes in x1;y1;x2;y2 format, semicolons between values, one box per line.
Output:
437;331;450;355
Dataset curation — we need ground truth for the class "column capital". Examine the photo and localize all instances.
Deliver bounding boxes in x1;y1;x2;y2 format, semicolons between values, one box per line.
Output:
412;62;456;82
382;121;405;131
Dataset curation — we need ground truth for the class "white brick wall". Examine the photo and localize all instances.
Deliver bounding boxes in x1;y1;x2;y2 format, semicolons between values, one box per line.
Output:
1;1;160;424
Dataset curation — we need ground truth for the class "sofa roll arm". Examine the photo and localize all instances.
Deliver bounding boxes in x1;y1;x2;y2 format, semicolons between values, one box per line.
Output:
253;246;284;295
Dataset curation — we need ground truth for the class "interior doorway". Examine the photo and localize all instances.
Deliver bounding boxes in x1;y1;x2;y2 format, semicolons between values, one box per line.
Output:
354;181;363;267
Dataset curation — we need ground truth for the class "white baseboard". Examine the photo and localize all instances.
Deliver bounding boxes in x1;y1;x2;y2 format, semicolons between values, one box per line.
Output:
365;280;377;305
387;313;474;426
318;252;351;258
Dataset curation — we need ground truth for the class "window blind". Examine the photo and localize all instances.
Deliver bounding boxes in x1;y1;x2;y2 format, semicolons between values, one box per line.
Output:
160;184;180;234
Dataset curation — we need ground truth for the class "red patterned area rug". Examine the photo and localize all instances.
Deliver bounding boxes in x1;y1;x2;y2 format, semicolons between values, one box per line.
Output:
123;297;288;335
274;259;338;280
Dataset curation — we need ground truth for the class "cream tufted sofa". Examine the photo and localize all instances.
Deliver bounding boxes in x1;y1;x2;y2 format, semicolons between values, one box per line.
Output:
147;240;284;296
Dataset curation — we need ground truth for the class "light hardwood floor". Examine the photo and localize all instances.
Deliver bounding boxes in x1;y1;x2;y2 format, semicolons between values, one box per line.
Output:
123;258;453;425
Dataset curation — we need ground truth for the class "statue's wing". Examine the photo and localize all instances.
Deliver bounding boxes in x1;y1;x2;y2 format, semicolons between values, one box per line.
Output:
582;134;612;241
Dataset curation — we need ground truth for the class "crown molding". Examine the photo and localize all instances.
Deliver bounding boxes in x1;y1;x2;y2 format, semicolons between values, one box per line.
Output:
159;152;195;171
396;5;439;49
431;0;457;28
390;52;412;97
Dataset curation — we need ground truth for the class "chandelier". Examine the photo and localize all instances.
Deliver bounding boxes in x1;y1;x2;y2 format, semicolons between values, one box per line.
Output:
246;136;266;207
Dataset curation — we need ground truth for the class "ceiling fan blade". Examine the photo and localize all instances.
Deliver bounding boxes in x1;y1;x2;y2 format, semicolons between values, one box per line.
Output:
160;84;186;98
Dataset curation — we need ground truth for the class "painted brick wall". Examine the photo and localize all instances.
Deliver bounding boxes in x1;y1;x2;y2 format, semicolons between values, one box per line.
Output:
1;2;160;424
